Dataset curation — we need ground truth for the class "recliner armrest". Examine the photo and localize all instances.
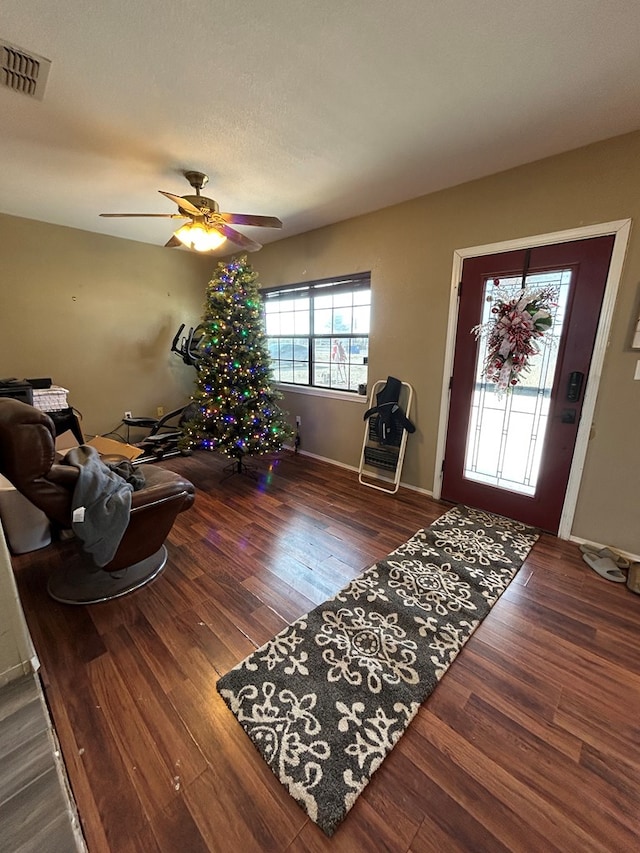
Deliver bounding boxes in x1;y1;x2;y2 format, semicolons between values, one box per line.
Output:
46;464;80;487
129;464;195;511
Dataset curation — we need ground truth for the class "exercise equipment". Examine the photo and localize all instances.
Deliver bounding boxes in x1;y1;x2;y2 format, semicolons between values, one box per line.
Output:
122;404;197;464
119;324;204;463
171;322;206;369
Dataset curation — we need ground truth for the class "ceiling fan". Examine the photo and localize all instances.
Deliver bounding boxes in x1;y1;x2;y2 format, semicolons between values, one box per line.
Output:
100;170;282;252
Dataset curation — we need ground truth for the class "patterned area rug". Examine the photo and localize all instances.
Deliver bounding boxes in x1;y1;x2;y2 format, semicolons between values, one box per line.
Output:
217;505;538;836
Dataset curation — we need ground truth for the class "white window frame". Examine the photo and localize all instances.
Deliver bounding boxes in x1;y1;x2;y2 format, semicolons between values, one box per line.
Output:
262;272;371;394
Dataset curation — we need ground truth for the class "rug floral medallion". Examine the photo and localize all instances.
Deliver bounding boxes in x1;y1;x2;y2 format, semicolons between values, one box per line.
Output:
217;505;538;836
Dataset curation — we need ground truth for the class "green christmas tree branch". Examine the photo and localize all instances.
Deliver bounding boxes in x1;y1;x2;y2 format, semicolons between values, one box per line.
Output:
180;255;293;459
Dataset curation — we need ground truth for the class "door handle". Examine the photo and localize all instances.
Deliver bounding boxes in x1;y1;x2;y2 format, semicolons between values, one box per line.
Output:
567;371;584;402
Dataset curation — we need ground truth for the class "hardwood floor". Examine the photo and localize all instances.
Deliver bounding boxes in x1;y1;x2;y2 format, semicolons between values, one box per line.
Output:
11;450;640;852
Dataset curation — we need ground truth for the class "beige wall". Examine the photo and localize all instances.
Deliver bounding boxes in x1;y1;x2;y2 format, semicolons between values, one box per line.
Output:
251;131;640;554
0;132;638;554
0;215;211;438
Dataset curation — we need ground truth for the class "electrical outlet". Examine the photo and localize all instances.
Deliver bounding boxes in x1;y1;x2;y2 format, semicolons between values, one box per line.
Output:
295;415;301;426
157;406;164;417
124;410;132;420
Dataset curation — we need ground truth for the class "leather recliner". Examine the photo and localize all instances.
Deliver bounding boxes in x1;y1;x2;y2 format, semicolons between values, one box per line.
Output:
0;397;195;604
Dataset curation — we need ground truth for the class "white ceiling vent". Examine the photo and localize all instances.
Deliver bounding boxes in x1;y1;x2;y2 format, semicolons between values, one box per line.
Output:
1;39;51;100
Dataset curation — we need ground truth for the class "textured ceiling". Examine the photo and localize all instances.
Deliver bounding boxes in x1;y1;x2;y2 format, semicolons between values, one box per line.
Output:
1;0;640;255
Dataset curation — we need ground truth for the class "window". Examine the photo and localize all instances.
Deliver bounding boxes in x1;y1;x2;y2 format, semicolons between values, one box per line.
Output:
263;273;371;392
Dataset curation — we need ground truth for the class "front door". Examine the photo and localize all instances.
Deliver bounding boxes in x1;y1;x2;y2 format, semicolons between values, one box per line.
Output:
441;236;614;533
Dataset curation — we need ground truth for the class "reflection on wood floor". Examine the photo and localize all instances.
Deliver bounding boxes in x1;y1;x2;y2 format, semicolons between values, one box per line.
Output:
11;449;640;852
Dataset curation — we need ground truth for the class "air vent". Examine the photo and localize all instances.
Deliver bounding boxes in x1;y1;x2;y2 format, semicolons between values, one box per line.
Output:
0;39;51;100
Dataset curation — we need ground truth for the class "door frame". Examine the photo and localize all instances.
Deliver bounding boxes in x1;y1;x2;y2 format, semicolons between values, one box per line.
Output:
433;219;632;539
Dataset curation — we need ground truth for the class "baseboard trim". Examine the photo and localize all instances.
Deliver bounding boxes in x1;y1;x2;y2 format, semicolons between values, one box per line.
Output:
0;656;39;689
568;535;639;564
287;447;434;498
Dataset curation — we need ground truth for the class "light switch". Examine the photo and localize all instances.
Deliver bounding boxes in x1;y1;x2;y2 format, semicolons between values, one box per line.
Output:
635;360;640;380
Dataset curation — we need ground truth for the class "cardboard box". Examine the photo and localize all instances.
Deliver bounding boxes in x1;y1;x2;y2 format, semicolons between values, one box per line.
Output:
87;435;144;461
55;430;80;452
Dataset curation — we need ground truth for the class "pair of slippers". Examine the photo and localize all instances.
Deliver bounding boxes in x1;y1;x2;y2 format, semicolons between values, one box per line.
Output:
580;543;631;583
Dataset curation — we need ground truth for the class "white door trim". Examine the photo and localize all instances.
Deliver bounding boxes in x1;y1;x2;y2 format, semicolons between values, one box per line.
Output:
433;219;632;539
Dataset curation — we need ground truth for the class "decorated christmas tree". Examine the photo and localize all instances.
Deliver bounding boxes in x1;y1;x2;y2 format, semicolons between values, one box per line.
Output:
181;255;292;473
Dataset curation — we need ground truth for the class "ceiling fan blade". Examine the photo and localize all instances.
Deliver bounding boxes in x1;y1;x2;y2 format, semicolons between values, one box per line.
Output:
220;213;282;228
158;191;203;217
164;234;182;248
99;213;187;218
218;223;262;252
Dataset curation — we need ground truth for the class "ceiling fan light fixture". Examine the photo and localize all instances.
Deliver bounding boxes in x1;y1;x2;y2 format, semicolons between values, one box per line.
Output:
101;171;278;252
174;221;226;252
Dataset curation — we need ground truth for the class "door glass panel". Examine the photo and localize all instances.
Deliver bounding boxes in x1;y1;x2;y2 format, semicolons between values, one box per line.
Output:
463;269;571;495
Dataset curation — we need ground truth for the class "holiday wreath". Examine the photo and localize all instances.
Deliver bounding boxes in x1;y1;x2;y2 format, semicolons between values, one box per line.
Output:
472;282;557;394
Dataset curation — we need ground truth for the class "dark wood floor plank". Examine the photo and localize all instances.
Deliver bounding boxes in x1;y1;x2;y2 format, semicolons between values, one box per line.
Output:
409;711;611;852
504;574;640;661
9;448;640;851
181;766;304;853
452;691;639;846
187;529;265;582
188;560;266;618
101;625;209;788
449;638;563;724
397;724;564;853
578;741;640;823
86;654;183;820
194;595;286;654
352;749;428;848
242;569;318;624
250;550;339;605
554;688;640;767
286;796;417;853
58;677;153;849
499;634;639;741
142;793;212;853
443;647;583;762
175;603;257;674
113;611;190;694
133;597;249;694
408;777;513;853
